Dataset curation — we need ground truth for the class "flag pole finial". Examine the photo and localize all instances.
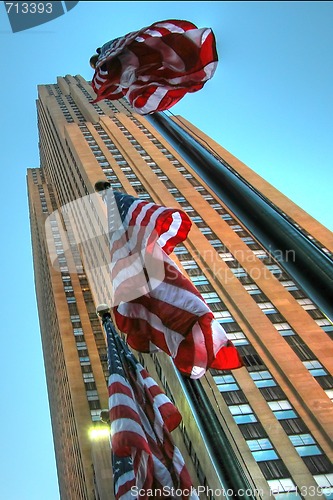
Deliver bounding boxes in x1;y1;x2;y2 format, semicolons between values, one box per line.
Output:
96;303;111;321
94;180;111;194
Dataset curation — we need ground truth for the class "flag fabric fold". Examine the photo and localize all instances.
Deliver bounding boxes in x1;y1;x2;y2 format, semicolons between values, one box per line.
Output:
106;189;243;379
104;316;198;499
91;19;218;114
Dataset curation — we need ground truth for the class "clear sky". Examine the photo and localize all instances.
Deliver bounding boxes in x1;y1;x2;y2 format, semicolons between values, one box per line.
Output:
0;2;332;499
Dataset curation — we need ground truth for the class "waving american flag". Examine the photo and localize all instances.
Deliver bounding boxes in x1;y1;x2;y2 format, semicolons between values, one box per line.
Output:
91;19;218;114
105;188;243;379
103;315;198;499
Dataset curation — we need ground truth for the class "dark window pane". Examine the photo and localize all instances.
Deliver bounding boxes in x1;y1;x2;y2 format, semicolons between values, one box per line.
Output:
302;455;333;474
239;422;267;439
223;391;248;405
260;386;285;401
315;375;333;390
280;418;308;435
258;459;289;479
238;345;266;371
284;336;314;360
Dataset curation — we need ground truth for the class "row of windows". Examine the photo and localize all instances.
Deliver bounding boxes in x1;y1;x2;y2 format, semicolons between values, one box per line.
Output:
212;370;333;482
211;373;303;494
126;115;332;344
171;245;332;479
50;218;103;418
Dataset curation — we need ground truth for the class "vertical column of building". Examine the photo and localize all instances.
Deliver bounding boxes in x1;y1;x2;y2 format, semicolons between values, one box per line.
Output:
32;80;123;499
28;168;95;499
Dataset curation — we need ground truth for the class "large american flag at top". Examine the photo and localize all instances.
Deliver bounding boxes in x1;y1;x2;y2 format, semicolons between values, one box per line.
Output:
91;19;218;114
106;189;243;379
104;316;198;499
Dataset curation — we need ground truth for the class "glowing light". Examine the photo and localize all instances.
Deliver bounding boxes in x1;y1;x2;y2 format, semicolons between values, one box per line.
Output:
89;427;110;441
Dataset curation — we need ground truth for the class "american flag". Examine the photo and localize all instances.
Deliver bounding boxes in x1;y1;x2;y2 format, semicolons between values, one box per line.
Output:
106;189;243;379
104;315;198;499
91;19;218;114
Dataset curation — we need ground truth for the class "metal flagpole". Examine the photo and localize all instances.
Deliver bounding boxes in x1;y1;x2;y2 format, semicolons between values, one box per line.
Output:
96;304;137;500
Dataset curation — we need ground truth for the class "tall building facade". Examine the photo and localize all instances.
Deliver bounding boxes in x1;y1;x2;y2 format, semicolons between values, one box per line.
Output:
27;75;333;500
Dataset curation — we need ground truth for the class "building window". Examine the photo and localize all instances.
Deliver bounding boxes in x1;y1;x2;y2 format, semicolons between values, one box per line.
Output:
267;401;297;420
213;374;239;392
296;298;317;310
200;227;213;235
238;345;266;371
302;455;333;475
260;386;285;401
250;371;277;388
267;478;300;498
313;474;333;498
244;284;261;295
325;389;333;402
238;422;267;439
257;302;277;314
181;260;198;270
219;252;235;262
190;275;209;286
223;390;248;404
66;296;76;303
284;336;314;360
303;360;327;377
253;250;268;259
280;418;308;435
316;319;332;327
76;342;87;349
247;439;278;462
225;331;249;346
88;400;101;410
229;404;257;424
281;280;299;291
273;322;295;337
213;310;233;320
289;434;321;457
90;410;101;422
258;459;290;480
79;356;90;363
201;292;221;303
83;373;95;383
86;390;99;401
173;245;188;255
230;267;248;278
266;264;283;275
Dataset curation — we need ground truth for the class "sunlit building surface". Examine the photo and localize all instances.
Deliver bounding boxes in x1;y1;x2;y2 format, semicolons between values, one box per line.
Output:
27;75;333;500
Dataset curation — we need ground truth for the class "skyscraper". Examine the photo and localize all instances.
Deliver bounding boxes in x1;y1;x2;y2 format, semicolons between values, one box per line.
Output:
28;75;333;500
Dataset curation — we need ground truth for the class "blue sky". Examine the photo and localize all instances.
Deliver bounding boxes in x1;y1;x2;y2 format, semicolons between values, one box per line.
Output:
0;2;332;499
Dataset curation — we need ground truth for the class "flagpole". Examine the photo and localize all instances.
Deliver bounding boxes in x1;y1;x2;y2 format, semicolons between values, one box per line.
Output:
96;304;207;500
96;308;256;499
94;179;155;303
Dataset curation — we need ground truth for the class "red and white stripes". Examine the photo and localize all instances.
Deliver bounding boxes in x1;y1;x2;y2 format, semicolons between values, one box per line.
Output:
92;19;218;114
